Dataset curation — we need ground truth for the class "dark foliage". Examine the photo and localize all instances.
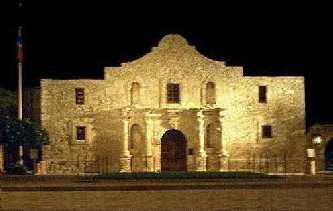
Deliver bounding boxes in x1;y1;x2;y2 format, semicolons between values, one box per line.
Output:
6;163;29;175
0;117;49;147
0;88;17;119
100;171;279;180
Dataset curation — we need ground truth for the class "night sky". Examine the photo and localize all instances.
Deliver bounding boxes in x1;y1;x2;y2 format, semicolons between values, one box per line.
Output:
1;1;332;128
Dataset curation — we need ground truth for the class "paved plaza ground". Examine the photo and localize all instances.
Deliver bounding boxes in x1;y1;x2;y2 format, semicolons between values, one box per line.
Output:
1;175;333;210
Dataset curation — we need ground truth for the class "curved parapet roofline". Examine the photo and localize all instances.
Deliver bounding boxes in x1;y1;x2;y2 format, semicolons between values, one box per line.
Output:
103;34;245;80
107;34;226;68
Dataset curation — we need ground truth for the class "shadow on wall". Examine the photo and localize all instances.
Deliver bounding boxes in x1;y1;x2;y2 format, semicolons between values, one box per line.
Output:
235;101;305;173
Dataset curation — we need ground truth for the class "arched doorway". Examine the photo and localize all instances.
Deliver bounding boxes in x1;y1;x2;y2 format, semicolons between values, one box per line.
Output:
325;139;333;171
161;129;187;171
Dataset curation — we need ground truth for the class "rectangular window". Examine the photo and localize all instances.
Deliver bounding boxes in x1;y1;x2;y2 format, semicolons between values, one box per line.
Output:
75;88;85;104
188;148;194;155
167;83;180;104
262;125;272;138
259;86;267;103
76;126;86;140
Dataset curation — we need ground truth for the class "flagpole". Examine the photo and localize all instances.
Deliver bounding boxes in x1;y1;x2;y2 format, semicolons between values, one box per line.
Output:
17;0;24;165
18;26;23;121
17;26;24;166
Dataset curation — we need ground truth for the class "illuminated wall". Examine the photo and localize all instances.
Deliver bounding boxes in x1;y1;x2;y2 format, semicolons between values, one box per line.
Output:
40;34;305;174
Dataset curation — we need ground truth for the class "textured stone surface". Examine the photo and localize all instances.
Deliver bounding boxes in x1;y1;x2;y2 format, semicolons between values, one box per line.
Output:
40;34;306;174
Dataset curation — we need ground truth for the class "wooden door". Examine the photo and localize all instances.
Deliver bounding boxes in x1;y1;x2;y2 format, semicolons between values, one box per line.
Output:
161;130;186;171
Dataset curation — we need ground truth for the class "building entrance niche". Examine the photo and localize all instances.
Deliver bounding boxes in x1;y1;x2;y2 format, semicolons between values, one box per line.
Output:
161;129;187;171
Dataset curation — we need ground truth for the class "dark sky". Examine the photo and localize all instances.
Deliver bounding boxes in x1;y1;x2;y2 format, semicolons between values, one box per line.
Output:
1;1;332;127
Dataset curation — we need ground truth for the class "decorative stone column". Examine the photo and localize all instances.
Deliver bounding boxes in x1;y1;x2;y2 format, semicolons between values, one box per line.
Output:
196;111;207;171
119;114;132;172
218;109;229;171
154;117;163;172
39;161;47;175
145;112;156;172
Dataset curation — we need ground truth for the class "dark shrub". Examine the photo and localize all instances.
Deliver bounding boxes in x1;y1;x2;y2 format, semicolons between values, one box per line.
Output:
6;163;29;175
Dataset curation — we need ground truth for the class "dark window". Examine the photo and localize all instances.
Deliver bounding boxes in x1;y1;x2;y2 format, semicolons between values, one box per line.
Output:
76;126;86;140
206;82;216;104
259;86;267;103
167;83;180;104
262;125;272;138
188;148;194;155
75;88;85;104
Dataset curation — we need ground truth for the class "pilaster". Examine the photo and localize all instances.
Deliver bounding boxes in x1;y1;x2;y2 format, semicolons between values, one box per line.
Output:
119;110;132;172
218;109;229;171
196;110;207;171
145;112;162;172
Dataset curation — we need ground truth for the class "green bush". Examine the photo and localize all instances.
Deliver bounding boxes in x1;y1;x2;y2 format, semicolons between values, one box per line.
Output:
6;163;29;175
99;171;279;180
0;117;49;147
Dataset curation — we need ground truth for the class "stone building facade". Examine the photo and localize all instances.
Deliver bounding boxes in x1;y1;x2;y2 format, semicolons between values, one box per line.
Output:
40;34;306;175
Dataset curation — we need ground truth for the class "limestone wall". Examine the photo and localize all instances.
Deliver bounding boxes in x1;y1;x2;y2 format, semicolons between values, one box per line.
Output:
40;79;104;174
224;76;305;173
40;34;306;174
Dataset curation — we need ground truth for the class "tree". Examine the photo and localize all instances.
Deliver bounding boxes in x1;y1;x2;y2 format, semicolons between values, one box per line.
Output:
0;118;49;147
0;88;49;172
0;117;49;171
0;88;17;119
0;117;49;147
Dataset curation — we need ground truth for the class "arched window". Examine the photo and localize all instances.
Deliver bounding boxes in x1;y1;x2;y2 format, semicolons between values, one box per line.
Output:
205;124;214;148
130;82;140;105
130;124;142;149
206;82;216;105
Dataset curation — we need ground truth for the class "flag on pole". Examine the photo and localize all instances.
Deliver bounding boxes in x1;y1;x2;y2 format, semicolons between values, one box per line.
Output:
17;26;23;63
